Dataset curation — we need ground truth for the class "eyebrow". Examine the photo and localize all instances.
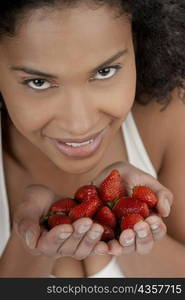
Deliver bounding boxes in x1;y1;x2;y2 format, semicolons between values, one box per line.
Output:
10;49;127;78
10;66;58;79
92;49;127;73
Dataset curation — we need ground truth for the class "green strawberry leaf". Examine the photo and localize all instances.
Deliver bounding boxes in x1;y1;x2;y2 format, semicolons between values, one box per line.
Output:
107;202;114;209
107;197;120;209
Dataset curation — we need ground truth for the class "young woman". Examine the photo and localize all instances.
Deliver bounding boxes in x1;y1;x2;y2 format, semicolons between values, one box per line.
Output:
0;0;184;277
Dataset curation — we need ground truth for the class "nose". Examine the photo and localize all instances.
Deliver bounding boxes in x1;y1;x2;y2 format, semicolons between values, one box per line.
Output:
54;88;98;136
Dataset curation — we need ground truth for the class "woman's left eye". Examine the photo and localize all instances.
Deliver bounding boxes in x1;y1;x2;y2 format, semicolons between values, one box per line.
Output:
94;66;121;80
24;79;52;90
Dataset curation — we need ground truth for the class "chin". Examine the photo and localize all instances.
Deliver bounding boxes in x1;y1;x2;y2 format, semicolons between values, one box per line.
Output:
63;160;98;175
55;152;103;175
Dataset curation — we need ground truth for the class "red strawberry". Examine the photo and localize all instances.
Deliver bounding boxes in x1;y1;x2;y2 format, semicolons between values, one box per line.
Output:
94;206;117;229
75;185;99;203
94;222;115;241
99;169;125;203
112;196;150;219
50;198;77;214
132;185;158;207
121;214;144;231
69;198;102;221
48;215;72;229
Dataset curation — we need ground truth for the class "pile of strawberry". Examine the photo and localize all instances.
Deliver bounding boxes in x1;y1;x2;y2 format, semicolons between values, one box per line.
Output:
43;169;158;242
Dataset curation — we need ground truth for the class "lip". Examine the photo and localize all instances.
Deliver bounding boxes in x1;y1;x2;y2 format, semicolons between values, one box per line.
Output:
50;127;108;159
54;129;104;144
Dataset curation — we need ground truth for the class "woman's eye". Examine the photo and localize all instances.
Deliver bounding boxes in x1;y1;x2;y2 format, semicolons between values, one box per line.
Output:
94;66;120;80
25;79;51;90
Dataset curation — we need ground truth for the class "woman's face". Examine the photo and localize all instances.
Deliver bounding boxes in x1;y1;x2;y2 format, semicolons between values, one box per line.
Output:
0;4;136;174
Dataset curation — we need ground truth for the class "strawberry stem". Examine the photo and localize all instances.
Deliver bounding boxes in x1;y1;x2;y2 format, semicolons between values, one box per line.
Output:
107;202;113;209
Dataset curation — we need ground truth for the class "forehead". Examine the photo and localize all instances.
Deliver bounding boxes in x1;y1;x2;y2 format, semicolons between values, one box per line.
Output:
1;5;132;70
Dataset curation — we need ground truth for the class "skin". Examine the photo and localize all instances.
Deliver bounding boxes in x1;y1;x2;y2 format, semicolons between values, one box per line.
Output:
0;5;173;277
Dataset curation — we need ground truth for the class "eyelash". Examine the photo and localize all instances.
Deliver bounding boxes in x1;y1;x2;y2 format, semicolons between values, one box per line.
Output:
91;64;122;81
21;78;57;91
21;64;122;91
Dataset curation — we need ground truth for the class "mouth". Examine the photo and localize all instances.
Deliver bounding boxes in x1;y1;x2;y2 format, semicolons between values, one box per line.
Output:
50;127;108;159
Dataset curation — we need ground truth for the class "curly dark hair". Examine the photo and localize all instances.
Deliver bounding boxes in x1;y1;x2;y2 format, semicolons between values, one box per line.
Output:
0;0;185;107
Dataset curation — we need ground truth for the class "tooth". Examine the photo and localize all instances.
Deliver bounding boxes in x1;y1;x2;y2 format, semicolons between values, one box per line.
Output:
65;139;93;147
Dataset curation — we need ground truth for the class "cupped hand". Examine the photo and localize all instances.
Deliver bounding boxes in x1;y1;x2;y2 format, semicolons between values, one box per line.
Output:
93;161;173;255
14;160;174;259
13;185;107;260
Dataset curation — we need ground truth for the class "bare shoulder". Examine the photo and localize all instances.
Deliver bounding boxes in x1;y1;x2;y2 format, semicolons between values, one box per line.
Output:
132;89;185;173
133;89;185;244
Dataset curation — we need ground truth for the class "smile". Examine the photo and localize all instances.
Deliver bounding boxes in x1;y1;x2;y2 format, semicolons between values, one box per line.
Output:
64;139;94;147
50;128;108;159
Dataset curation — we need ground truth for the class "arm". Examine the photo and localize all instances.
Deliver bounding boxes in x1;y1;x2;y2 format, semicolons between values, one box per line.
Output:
117;93;185;277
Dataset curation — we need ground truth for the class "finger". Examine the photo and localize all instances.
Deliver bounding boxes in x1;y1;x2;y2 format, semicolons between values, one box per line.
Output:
145;215;167;241
134;221;154;255
119;229;136;254
156;190;173;217
57;218;92;257
74;223;104;260
91;241;109;256
107;239;123;256
14;185;56;249
37;224;73;257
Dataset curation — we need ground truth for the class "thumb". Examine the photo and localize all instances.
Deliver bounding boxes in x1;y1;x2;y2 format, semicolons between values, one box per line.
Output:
13;185;56;250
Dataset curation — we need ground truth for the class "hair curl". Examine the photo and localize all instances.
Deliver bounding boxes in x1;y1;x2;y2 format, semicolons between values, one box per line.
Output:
0;0;185;106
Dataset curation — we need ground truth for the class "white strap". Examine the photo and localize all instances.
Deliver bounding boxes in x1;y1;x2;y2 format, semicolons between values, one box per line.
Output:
122;112;157;178
0;111;11;255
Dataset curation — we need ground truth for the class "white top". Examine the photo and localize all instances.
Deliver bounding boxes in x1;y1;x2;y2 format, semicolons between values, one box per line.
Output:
0;111;157;277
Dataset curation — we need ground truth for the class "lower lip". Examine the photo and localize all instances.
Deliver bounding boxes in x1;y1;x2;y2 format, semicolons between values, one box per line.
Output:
51;129;107;159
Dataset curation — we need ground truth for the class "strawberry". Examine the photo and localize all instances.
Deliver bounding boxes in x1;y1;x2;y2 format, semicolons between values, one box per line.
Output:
132;185;158;207
48;215;72;229
69;198;102;222
94;222;115;242
121;214;144;231
101;224;115;241
75;185;99;203
99;169;125;203
94;206;117;229
112;196;150;219
49;198;77;214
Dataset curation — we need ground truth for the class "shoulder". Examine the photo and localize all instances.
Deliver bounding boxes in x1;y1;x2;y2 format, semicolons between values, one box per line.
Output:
132;90;185;243
131;89;185;173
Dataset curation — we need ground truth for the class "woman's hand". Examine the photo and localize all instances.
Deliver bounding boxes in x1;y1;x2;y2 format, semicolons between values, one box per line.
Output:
13;185;108;260
13;160;173;259
93;161;174;255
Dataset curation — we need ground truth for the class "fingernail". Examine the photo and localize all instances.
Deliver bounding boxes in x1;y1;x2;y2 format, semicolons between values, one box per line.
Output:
59;232;72;239
163;199;170;215
25;230;36;249
137;230;148;238
89;231;102;240
78;225;91;234
124;237;135;246
150;223;159;231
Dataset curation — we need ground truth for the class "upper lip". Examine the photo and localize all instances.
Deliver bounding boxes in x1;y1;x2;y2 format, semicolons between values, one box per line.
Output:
54;128;105;144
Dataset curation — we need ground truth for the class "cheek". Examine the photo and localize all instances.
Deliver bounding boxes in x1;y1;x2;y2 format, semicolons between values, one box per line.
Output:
95;68;136;119
3;95;46;134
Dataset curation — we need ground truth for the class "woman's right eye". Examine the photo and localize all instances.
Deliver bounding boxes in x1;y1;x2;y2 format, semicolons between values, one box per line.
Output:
23;78;52;90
